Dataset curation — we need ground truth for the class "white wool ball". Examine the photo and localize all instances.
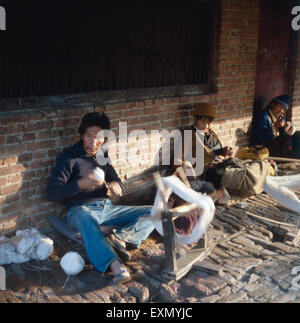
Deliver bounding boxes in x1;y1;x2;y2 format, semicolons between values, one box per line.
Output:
60;252;85;276
93;167;105;181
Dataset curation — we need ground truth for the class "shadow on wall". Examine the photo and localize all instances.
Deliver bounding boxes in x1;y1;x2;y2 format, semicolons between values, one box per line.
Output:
253;95;268;116
234;127;252;157
0;152;66;237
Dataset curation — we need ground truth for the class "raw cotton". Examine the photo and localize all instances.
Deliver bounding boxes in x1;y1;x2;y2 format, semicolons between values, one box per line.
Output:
0;228;53;265
264;174;300;214
151;175;215;245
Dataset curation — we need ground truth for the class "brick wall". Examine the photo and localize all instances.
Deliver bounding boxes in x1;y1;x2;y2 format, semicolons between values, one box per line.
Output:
0;0;266;235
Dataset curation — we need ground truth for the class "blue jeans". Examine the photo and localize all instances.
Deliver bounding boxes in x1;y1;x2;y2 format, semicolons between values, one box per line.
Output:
66;199;154;273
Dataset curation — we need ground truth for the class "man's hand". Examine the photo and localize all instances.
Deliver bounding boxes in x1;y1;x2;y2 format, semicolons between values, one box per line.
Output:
78;173;105;191
275;116;285;129
223;146;234;157
107;181;123;198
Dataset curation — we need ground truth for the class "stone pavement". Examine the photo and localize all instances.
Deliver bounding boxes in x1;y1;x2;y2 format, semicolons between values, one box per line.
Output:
1;163;300;303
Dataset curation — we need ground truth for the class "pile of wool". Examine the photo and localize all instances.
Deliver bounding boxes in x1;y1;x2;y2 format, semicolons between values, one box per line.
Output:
0;228;53;265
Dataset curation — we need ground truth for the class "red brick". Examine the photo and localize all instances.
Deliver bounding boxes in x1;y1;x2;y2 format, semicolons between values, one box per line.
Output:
23;133;36;141
0;177;6;186
0;165;26;176
3;157;19;166
30;140;55;151
25;121;53;132
0;183;22;195
7;174;22;184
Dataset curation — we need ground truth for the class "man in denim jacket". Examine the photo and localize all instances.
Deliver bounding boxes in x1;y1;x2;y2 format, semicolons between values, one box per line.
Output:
46;112;154;284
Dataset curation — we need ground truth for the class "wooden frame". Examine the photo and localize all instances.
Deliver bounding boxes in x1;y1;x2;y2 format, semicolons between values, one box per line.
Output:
153;169;211;281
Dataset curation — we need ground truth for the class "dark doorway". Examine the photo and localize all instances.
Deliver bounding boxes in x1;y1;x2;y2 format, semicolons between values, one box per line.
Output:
254;0;294;114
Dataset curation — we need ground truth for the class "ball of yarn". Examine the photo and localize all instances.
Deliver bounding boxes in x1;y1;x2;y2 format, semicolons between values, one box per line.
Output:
60;252;85;276
93;167;105;181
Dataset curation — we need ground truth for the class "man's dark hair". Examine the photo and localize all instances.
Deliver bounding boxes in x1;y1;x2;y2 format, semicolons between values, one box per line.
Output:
79;112;111;135
195;115;215;123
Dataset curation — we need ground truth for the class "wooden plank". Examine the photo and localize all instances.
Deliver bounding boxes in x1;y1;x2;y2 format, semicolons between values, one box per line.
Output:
164;247;211;281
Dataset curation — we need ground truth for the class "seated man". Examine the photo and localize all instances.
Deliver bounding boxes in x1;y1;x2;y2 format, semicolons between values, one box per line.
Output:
250;94;300;159
46;112;154;284
172;102;270;199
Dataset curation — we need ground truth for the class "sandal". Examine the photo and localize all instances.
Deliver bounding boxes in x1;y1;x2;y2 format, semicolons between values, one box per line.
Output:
112;269;131;285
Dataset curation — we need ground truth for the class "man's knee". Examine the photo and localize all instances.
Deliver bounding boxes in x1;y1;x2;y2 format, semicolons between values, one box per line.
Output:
68;205;94;226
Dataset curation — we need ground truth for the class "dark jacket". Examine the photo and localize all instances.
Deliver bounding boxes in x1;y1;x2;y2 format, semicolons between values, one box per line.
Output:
250;108;286;147
46;140;124;208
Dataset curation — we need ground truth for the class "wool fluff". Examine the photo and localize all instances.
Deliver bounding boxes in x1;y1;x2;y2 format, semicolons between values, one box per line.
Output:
60;252;85;276
16;228;54;261
0;228;53;265
93;167;105;182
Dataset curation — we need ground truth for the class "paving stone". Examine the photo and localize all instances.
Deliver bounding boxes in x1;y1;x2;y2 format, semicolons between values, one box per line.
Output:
271;242;300;254
243;282;263;293
127;280;150;303
219;272;236;285
160;283;181;303
122;295;137;303
134;269;161;290
199;294;221;303
232;236;256;247
179;277;211;298
222;266;244;281
277;280;291;291
183;297;199;303
217;291;248;303
82;291;105;303
247;286;272;299
255;288;281;302
248;274;261;284
274;291;298;303
243;234;273;250
247;229;271;242
270;269;292;284
218;286;232;298
193;262;224;276
92;289;111;303
194;271;227;293
230;281;247;294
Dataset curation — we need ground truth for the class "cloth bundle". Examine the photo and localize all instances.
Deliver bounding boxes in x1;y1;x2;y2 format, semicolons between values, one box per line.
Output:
264;174;300;214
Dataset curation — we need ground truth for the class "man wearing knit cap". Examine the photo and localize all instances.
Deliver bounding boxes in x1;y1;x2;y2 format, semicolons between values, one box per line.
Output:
170;102;271;200
192;102;233;159
251;94;300;158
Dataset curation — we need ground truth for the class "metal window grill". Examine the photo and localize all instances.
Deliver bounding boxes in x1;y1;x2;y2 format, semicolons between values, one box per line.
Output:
0;0;213;99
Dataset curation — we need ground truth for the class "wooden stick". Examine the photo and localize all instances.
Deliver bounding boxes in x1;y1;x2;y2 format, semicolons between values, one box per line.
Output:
175;166;191;188
245;211;297;228
169;203;199;216
267;156;300;163
153;172;169;212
